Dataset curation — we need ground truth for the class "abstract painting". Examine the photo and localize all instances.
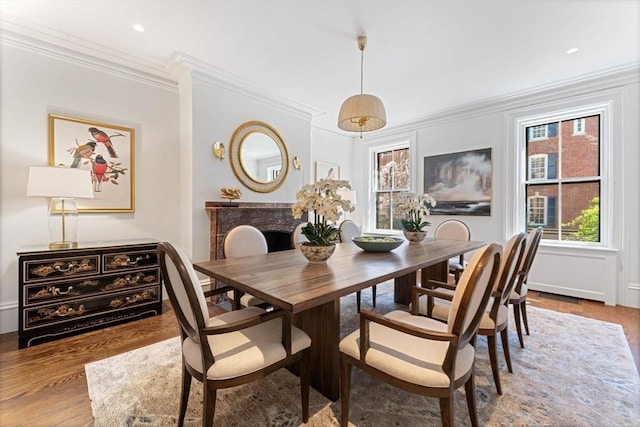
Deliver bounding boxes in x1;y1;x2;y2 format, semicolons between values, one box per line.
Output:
423;148;492;216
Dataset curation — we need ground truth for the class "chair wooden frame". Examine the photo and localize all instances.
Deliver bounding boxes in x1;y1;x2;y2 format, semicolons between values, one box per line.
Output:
420;233;526;394
157;242;311;426
509;227;543;348
339;243;501;427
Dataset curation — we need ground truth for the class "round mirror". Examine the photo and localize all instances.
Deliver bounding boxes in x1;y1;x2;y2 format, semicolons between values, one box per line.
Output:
229;121;289;193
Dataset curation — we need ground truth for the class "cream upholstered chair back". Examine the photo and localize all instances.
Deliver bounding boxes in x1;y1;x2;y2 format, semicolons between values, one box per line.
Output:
516;227;543;287
157;243;210;339
292;223;309;245
435;219;470;241
339;219;360;242
494;232;527;302
223;225;268;258
446;243;501;339
157;241;312;425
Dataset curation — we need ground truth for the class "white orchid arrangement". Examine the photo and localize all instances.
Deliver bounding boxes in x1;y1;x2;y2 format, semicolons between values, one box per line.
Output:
292;179;355;245
394;192;437;232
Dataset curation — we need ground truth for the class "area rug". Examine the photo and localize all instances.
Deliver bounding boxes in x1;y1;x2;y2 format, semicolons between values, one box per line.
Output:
85;283;640;426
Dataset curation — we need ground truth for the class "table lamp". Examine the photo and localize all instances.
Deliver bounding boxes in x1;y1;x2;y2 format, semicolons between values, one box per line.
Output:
337;188;357;219
27;166;94;249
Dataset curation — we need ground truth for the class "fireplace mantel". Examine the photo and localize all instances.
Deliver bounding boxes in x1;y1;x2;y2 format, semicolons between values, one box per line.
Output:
205;202;305;261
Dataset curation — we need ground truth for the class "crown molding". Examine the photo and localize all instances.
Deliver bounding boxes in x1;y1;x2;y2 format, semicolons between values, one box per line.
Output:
169;52;326;121
0;15;177;91
376;63;640;136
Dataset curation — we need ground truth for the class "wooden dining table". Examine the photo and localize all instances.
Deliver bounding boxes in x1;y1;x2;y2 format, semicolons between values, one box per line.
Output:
193;237;485;401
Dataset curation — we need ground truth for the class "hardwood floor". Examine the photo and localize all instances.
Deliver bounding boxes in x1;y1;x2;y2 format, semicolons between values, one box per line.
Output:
0;292;638;426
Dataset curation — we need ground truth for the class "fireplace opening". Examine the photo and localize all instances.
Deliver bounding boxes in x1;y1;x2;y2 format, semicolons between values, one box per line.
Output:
262;230;293;253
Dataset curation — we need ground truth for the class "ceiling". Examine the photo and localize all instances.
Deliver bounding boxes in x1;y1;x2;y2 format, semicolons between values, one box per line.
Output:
1;1;639;132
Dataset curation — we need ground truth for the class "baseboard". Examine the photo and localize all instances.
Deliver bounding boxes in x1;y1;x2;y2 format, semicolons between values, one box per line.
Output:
0;301;18;334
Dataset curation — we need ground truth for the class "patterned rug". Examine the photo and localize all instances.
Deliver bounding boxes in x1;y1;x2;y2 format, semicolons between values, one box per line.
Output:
85;283;640;426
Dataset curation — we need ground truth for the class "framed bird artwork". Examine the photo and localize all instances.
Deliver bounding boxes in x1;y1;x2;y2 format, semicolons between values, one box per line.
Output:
48;114;135;212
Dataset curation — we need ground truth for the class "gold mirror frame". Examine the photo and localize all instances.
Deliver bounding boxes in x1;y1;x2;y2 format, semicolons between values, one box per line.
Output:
229;121;289;193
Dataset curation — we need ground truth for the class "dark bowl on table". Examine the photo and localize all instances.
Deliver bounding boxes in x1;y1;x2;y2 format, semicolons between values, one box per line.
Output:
352;236;404;252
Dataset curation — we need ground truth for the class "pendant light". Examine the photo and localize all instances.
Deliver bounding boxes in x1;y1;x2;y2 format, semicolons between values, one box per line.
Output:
337;36;386;137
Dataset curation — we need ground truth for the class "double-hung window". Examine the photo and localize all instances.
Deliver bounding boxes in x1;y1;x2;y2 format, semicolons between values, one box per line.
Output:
524;114;601;242
372;145;410;230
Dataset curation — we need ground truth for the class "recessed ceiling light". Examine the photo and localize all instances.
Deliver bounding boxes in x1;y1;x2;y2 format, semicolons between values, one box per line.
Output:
566;47;579;54
132;24;145;33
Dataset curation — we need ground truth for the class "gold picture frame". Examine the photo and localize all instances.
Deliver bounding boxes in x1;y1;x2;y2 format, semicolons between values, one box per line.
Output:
48;114;135;212
315;161;340;181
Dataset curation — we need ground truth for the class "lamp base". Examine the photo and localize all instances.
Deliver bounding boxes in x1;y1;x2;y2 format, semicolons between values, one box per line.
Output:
49;241;78;249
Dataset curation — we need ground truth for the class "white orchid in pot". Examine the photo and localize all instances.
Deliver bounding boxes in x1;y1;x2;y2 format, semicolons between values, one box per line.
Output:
394;192;437;242
292;179;354;261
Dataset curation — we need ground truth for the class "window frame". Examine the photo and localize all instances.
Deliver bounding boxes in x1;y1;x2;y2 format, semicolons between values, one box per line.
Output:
528;154;548;180
527;194;547;225
507;100;613;249
573;118;586;135
529;124;548;140
361;132;417;234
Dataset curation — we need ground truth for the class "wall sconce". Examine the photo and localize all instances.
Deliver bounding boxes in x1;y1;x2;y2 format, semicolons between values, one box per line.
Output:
292;156;301;170
213;141;225;160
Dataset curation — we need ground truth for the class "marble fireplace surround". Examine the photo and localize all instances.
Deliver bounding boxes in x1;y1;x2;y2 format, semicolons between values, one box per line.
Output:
205;202;306;261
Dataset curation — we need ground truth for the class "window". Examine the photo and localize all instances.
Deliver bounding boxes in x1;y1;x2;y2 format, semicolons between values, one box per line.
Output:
529;125;548;140
527;194;547;225
373;146;410;230
267;166;280;180
528;154;548;180
524;114;601;242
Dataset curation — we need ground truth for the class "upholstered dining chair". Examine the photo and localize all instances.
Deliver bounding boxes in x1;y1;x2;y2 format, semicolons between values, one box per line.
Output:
339;243;501;427
339;219;375;312
157;242;311;427
223;225;268;309
417;232;526;394
435;219;472;283
292;222;309;246
509;226;543;348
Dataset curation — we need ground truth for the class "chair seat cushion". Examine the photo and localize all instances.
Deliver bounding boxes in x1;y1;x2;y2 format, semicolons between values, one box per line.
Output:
226;290;266;307
339;310;475;388
509;284;528;301
183;307;311;380
479;304;508;330
448;258;467;271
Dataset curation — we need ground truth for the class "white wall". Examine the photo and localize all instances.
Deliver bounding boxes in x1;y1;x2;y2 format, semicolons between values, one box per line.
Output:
354;69;640;307
0;43;181;333
188;71;314;263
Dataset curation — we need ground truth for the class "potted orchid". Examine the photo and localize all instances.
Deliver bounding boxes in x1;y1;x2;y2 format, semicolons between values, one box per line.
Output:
292;179;354;261
394;192;437;242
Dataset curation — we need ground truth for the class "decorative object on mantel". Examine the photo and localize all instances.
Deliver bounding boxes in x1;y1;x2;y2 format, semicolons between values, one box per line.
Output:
395;192;437;243
27;166;95;249
212;141;225;160
292;156;301;170
292;179;354;263
337;35;386;138
220;187;241;206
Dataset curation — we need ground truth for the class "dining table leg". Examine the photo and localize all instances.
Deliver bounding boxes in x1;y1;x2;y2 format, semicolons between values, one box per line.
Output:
292;298;341;401
393;260;450;307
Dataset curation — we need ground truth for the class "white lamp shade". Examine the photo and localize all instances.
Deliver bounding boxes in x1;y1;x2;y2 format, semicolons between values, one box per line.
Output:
27;166;94;199
337;94;386;132
337;189;357;207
